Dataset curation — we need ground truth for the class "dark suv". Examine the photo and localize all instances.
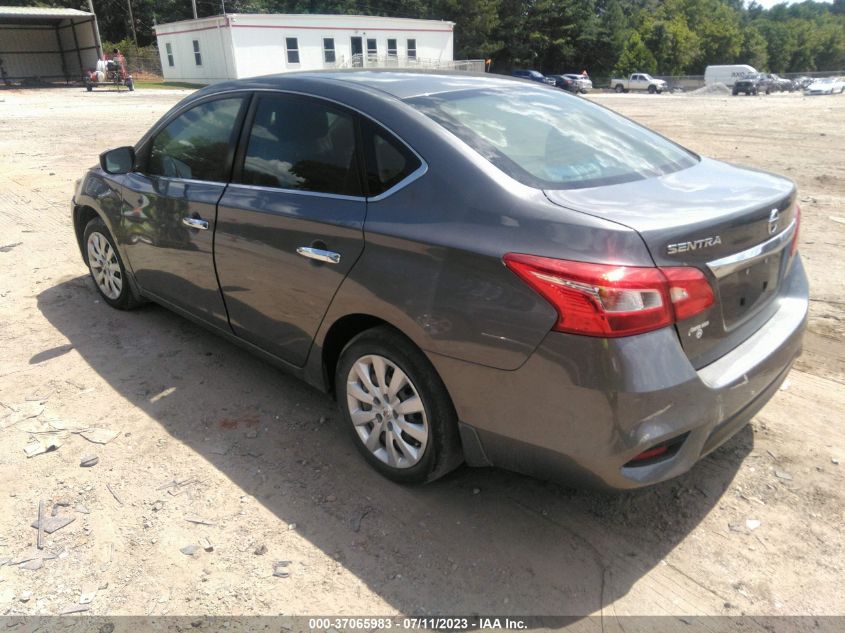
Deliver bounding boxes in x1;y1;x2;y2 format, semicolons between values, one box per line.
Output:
733;73;774;95
512;69;555;85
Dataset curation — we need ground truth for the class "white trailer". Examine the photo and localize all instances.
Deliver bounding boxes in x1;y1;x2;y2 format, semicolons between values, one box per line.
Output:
154;13;458;84
0;6;102;85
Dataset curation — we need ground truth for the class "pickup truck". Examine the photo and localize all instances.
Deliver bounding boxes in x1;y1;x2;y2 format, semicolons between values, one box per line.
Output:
611;73;668;94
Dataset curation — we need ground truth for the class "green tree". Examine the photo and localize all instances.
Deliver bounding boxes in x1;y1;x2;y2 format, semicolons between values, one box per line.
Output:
614;31;657;75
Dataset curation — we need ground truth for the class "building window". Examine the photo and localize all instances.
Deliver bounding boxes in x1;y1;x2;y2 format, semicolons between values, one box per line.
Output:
387;38;397;57
367;38;377;60
407;38;417;59
286;37;300;64
165;42;174;67
323;38;336;64
192;40;202;66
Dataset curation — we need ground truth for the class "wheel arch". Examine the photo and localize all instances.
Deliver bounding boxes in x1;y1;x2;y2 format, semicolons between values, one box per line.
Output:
317;313;402;395
73;204;101;260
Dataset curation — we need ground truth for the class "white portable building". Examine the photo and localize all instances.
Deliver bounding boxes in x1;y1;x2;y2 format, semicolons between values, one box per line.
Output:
0;6;102;84
154;13;457;84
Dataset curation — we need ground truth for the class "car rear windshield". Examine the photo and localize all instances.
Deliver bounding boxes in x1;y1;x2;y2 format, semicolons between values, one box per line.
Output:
405;88;697;190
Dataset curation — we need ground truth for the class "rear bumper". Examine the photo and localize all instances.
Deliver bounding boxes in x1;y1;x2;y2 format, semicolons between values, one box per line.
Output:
430;257;809;489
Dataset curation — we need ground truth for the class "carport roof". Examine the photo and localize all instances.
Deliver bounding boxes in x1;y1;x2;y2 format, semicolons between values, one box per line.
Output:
0;7;92;18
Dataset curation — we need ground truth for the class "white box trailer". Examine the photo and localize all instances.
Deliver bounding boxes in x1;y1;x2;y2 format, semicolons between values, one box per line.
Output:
0;6;102;84
704;65;758;88
154;13;457;84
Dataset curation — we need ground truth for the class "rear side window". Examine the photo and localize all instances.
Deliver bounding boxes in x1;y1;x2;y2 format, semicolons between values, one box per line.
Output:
238;95;362;196
360;119;421;196
147;97;244;181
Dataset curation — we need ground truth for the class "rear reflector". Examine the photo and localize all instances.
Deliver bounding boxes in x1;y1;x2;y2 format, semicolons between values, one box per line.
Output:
629;446;669;462
503;254;714;337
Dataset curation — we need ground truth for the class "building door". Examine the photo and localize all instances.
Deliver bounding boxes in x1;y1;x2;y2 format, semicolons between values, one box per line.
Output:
351;36;363;67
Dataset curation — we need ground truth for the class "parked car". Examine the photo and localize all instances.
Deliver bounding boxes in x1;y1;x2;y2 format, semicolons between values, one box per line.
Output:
546;74;579;93
511;69;555;85
767;73;796;92
732;73;775;95
562;73;593;93
704;64;757;88
792;76;815;91
73;71;807;489
612;73;668;94
804;77;845;95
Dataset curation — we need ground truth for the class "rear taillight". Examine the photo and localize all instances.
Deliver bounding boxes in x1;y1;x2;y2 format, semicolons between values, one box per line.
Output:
790;204;801;257
503;253;714;337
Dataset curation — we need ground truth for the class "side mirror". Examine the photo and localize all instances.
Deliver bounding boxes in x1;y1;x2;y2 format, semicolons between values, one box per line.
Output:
100;146;135;175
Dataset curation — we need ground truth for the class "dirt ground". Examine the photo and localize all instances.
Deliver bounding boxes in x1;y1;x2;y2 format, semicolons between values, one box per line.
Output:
0;87;843;623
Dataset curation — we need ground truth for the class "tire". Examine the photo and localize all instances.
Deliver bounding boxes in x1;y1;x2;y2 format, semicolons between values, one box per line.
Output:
335;326;463;484
614;84;624;93
126;78;134;91
86;83;92;92
732;89;739;96
648;85;656;94
83;217;141;310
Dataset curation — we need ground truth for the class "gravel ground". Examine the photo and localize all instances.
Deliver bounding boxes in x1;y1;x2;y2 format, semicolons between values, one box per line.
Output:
0;86;843;620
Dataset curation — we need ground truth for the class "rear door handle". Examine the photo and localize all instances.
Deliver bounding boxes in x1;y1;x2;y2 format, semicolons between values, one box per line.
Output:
297;247;341;264
182;217;208;230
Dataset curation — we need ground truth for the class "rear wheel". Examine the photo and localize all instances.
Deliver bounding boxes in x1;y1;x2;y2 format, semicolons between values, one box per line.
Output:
335;326;462;484
83;217;141;310
615;84;624;93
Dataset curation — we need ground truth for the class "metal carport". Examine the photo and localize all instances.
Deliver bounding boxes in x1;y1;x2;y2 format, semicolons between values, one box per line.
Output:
0;6;102;85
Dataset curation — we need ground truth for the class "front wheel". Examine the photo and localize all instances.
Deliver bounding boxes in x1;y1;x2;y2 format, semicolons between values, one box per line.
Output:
648;85;656;94
126;78;134;91
336;327;463;484
83;217;141;310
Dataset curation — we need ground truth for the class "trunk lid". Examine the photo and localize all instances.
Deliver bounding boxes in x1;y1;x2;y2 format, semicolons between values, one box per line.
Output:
545;157;798;367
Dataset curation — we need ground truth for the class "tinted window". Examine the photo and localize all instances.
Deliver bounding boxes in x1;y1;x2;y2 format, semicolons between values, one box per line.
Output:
407;88;697;190
239;96;362;196
361;120;421;196
147;98;244;181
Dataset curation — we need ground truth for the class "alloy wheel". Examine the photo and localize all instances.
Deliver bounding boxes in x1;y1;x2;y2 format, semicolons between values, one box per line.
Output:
87;231;123;300
345;354;429;469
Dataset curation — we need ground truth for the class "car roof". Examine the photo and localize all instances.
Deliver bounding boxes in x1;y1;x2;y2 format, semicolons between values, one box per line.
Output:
198;70;524;101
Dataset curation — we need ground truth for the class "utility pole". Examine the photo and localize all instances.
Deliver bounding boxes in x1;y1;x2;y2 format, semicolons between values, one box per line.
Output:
191;0;198;20
126;0;138;47
86;0;103;59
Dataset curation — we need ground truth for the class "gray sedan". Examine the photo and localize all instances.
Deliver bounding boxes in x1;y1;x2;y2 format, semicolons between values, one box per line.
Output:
72;71;807;489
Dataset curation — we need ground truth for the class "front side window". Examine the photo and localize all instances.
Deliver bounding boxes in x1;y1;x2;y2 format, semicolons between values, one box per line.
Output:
286;37;299;64
367;38;377;60
165;42;174;67
239;96;362;196
361;119;421;196
323;37;335;64
407;38;417;59
407;88;696;190
147;98;244;181
192;40;202;66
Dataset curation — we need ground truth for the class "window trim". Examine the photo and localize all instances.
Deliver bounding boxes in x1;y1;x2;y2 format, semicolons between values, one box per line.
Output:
366;38;377;59
285;37;300;65
228;89;427;202
192;39;202;66
323;37;336;64
165;42;174;67
407;38;417;59
387;38;397;57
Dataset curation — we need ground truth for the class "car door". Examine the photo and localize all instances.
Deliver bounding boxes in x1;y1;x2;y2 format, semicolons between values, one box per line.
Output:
214;93;366;366
119;95;248;328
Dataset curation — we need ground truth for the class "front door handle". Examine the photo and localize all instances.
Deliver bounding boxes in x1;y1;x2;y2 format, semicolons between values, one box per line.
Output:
297;247;341;265
182;216;208;230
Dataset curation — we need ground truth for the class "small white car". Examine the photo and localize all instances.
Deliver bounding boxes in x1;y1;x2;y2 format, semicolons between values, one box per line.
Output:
563;74;593;93
804;77;845;95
